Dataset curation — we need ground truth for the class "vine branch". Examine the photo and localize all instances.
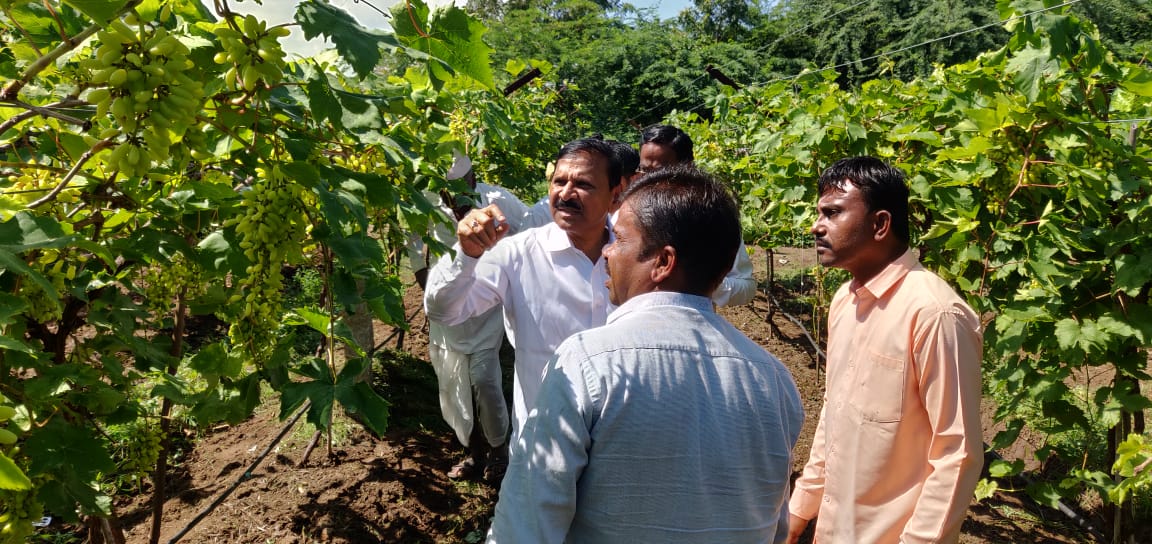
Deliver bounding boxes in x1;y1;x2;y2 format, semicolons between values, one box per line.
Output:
0;98;91;131
0;0;143;101
405;0;430;38
27;138;115;209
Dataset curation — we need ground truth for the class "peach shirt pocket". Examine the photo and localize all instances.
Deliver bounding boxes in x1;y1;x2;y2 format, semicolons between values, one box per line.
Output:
849;351;906;423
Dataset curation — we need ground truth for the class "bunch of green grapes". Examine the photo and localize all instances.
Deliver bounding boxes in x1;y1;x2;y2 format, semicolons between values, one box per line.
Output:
115;419;163;489
213;15;290;93
447;109;473;142
224;165;308;353
82;11;204;177
331;149;374;173
17;250;74;324
0;487;41;544
137;253;204;316
0;399;17;447
1;167;77;210
0;400;40;544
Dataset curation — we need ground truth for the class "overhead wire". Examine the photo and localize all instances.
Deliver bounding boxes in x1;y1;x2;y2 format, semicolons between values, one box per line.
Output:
646;0;1104;142
750;0;1083;89
630;0;1085;133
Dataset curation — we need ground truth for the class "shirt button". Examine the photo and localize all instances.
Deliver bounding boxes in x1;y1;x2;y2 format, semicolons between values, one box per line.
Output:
823;496;830;503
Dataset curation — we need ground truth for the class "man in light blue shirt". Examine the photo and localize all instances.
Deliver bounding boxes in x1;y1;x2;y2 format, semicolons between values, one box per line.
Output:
487;165;805;543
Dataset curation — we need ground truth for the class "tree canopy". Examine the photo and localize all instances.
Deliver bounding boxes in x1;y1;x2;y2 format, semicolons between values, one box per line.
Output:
472;0;1151;136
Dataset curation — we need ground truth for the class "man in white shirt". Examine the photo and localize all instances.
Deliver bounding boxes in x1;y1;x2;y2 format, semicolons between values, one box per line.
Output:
407;151;531;483
638;124;756;306
424;138;621;436
487;165;803;543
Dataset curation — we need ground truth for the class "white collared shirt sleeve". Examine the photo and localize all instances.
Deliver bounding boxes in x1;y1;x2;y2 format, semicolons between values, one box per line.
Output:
424;245;507;327
478;182;532;235
487;348;595;543
712;239;756;306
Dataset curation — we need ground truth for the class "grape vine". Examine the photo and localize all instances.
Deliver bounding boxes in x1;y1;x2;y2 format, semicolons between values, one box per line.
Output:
673;1;1152;537
0;1;630;542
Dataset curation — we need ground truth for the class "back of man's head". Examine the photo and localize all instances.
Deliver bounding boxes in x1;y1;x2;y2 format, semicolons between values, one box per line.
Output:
640;125;694;164
556;138;623;188
817;156;910;244
621;165;740;296
609;140;639;182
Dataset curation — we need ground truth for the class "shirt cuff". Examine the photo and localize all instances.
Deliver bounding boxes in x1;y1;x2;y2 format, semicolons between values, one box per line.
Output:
448;243;480;271
788;487;823;521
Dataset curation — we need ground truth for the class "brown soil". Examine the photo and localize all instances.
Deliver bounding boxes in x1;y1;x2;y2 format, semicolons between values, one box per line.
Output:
51;247;1101;543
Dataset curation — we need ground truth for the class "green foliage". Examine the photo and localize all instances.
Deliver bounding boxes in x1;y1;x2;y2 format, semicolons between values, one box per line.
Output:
0;0;570;535
678;0;762;42
480;0;765;134
752;0;1008;86
1110;434;1152;504
673;0;1152;532
477;0;1151;134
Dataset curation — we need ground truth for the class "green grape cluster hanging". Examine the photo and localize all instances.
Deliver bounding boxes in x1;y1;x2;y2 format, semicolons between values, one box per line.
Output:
224;165;308;354
0;487;41;544
82;10;204;178
0;399;41;544
1;165;78;210
212;15;290;93
18;249;74;324
0;399;17;447
447;109;472;142
115;419;164;490
137;253;204;317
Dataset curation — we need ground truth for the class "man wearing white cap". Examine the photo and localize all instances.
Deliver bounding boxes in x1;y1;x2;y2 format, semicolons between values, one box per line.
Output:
408;150;531;484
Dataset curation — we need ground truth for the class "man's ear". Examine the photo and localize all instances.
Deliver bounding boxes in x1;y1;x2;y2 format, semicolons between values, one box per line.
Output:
650;245;676;284
873;210;892;241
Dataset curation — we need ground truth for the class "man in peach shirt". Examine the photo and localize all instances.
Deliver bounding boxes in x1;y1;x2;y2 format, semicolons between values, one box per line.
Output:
788;157;984;543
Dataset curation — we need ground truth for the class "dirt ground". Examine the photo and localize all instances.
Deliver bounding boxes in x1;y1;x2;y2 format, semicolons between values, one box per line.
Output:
58;247;1104;543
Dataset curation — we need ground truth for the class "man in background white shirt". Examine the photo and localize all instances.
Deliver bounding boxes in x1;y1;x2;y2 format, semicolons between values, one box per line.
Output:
638;124;756;306
408;151;530;484
424;138;621;437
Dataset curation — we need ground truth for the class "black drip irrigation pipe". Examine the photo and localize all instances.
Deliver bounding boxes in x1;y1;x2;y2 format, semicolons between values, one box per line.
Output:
766;291;826;363
983;448;1106;541
165;402;310;544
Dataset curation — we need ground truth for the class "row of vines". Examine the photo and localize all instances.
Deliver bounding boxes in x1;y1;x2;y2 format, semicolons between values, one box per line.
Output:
676;0;1152;539
0;0;574;542
3;0;1151;541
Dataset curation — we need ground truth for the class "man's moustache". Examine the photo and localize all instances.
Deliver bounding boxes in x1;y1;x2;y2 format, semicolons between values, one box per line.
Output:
555;199;582;211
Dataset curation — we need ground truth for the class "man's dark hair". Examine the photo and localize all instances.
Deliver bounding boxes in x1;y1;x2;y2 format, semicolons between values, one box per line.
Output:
621;165;740;295
556;138;622;189
640;125;694;164
609;140;639;182
817;156;910;244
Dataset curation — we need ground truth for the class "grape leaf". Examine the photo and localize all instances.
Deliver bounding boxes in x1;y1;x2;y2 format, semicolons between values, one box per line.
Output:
296;0;402;79
1006;45;1059;103
0;453;32;491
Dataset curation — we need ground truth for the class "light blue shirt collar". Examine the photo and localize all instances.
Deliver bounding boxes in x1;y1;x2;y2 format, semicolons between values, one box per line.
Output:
608;291;714;324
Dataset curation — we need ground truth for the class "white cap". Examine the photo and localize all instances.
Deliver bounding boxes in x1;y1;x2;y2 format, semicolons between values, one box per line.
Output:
446;149;473;180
